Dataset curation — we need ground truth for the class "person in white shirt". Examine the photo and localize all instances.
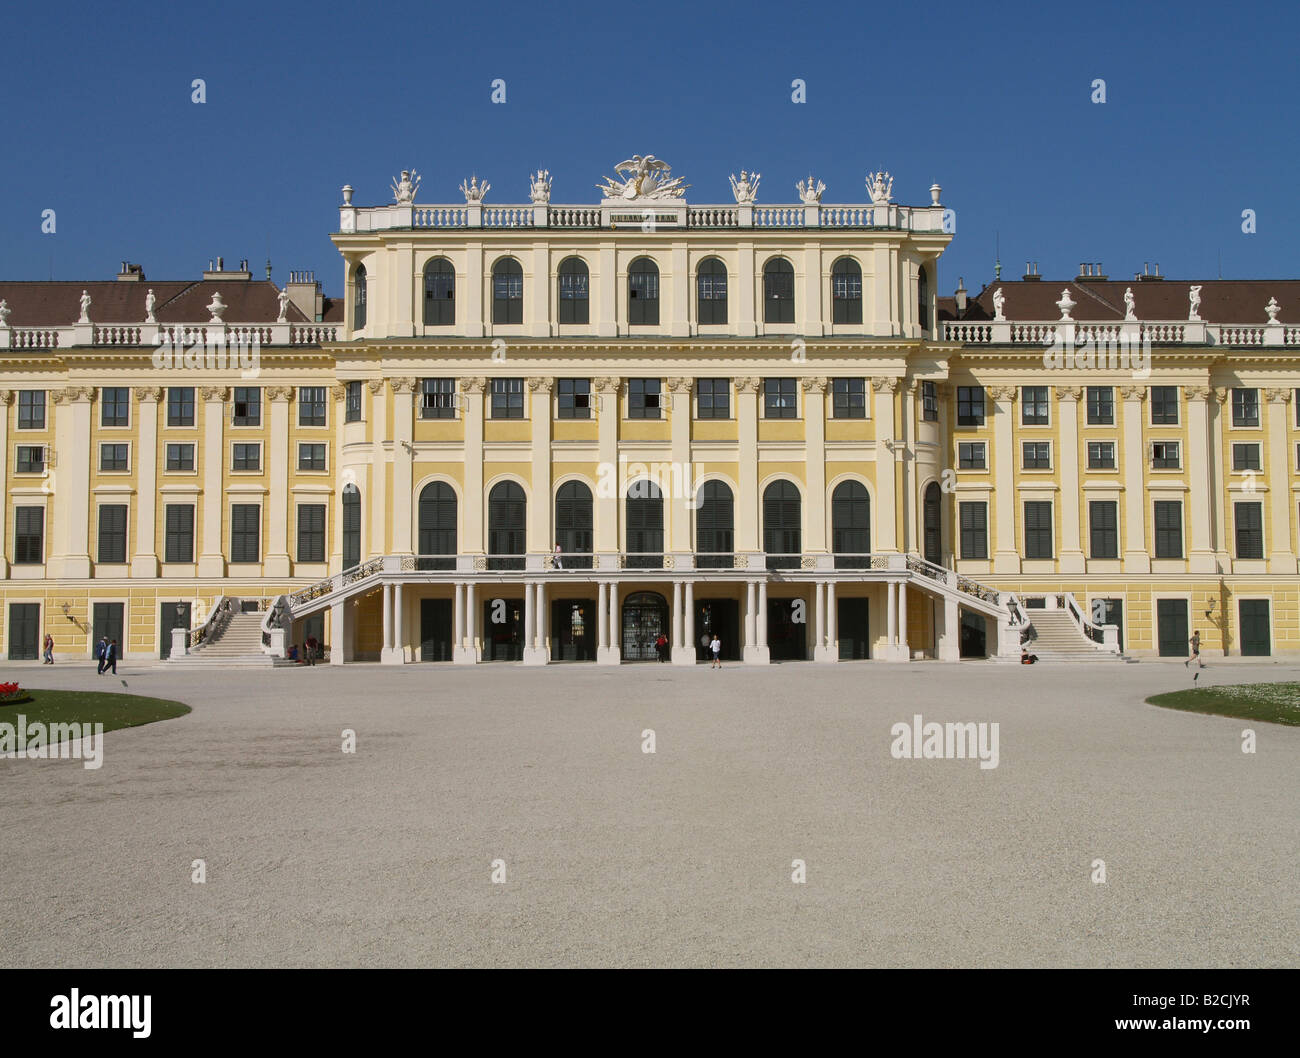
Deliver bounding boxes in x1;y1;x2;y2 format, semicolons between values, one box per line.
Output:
710;634;722;669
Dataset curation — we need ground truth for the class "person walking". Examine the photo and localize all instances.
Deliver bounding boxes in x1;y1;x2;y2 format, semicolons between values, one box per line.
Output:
43;632;54;665
710;633;722;669
95;636;108;674
654;632;668;663
305;633;318;667
1186;630;1203;669
105;638;119;675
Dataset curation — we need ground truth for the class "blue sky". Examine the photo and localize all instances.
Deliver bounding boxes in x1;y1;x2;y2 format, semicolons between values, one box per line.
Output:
0;0;1294;297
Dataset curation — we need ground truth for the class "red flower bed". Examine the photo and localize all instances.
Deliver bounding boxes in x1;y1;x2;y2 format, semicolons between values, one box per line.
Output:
0;681;21;701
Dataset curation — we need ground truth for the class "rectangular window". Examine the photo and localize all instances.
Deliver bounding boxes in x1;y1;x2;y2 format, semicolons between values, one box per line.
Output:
1086;386;1114;425
418;378;456;420
958;502;988;560
764;378;797;419
1151;441;1180;469
345;381;362;423
1154;500;1183;559
1089;501;1119;559
921;381;938;422
1023;501;1054;559
831;378;866;420
557;378;592;420
1234;501;1264;559
1231;388;1260;427
958;442;986;470
230;504;261;563
491;378;524;419
957;386;985;427
1232;442;1262;472
97;504;128;563
232;387;261;426
14;506;44;564
628;378;661;420
17;390;46;430
164;504;195;563
831;267;863;324
165;443;195;471
167;387;195;427
232;442;261;472
297;504;326;562
99;443;129;471
1087;441;1116;469
558;269;589;324
1021;386;1050;425
101;387;130;427
628;266;660;325
299;386;327;427
15;445;44;474
696;379;730;420
1022;441;1052;469
697;268;727;325
1150;386;1179;425
298;443;327;471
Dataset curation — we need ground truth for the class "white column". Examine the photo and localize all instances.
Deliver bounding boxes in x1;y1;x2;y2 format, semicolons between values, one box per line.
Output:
369;379;388;558
197;386;227;577
991;386;1019;574
453;582;467;663
1187;386;1216;573
814;580;831;661
597;581;608;651
671;578;690;665
804;380;827;556
528;378;552;556
826;581;837;658
737;379;760;555
1267;389;1295;571
523;581;535;661
1121;386;1151;572
595;379;620;560
598;581;619;664
684;581;695;660
391;379;415;555
1057;386;1084;573
897;582;909;661
939;596;960;661
130;387;160;577
887;580;897;652
330;600;347;665
537;581;548;660
525;581;546;666
463;380;485;557
264;387;292;577
755;580;770;664
873;379;898;552
392;582;405;664
381;582;394;663
743;580;758;660
0;389;9;578
465;582;478;663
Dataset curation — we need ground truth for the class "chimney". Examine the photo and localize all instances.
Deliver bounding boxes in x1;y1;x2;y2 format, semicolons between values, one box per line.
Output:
954;277;967;315
286;270;323;322
1023;261;1041;282
1137;261;1164;282
203;256;253;281
1078;262;1108;282
116;262;145;282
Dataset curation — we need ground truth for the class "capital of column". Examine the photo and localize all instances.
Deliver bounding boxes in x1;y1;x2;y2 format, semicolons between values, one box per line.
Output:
1119;384;1148;402
800;376;829;394
593;376;623;394
199;385;227;402
0;389;12;406
526;376;553;392
1265;387;1293;404
132;385;164;403
389;376;417;394
366;378;385;395
666;376;694;393
266;385;295;402
1057;385;1082;402
53;386;95;405
330;383;348;401
461;376;487;394
871;377;899;394
1185;385;1211;402
734;376;760;394
988;384;1016;402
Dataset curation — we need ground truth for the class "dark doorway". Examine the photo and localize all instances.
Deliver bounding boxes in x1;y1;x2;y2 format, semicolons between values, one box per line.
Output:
301;612;324;660
92;603;124;656
621;591;668;661
1156;599;1189;657
923;482;942;564
694;598;739;661
550;598;596;661
420;598;454;661
482;596;524;661
1093;598;1123;651
767;597;807;661
837;597;870;659
159;602;191;659
959;609;987;658
8;603;40;660
1239;599;1271;656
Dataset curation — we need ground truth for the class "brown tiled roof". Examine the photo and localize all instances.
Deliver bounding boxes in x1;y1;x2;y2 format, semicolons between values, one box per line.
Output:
957;279;1300;324
320;297;344;323
0;279;312;326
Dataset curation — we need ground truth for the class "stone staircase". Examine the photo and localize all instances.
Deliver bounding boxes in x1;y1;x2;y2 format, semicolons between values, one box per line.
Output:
167;611;279;667
1020;609;1125;662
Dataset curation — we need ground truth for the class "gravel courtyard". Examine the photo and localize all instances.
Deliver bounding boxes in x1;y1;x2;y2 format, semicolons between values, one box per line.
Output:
1;659;1297;968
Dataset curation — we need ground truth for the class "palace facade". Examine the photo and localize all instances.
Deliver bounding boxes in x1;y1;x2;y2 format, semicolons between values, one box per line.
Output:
2;160;1297;664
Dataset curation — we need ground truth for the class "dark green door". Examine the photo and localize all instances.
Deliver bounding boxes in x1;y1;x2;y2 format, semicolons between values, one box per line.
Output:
482;597;523;661
767;598;807;661
550;598;596;661
420;598;453;661
159;602;191;659
1156;599;1188;657
960;610;987;658
8;603;40;660
694;599;739;661
1239;600;1271;657
92;603;124;654
837;597;870;659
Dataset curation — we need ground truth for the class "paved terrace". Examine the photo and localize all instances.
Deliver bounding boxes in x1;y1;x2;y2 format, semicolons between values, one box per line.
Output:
1;660;1296;967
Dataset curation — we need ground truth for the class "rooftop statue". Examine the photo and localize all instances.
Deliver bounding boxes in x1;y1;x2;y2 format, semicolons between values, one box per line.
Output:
1124;287;1136;321
145;288;157;323
1056;288;1076;322
729;170;760;204
596;155;689;201
391;169;421;205
79;290;92;324
459;175;490;203
992;288;1006;321
1266;297;1281;324
207;292;227;324
866;170;894;205
796;175;825;204
529;169;552;204
277;288;290;323
0;299;9;327
1188;285;1202;321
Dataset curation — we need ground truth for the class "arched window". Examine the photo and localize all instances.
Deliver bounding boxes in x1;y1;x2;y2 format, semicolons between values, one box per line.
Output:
832;481;871;569
697;257;728;325
558;257;589;325
695;480;734;568
487;481;526;570
628;257;660;325
763;480;801;569
763;258;795;323
832;258;863;325
918;264;930;332
417;482;457;570
423;258;455;326
492;258;523;324
353;264;367;330
554;481;593;569
342;484;361;569
923;482;942;565
625;479;664;568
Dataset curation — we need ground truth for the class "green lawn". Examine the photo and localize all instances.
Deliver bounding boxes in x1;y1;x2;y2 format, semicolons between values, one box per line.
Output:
1146;682;1300;726
0;689;191;736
